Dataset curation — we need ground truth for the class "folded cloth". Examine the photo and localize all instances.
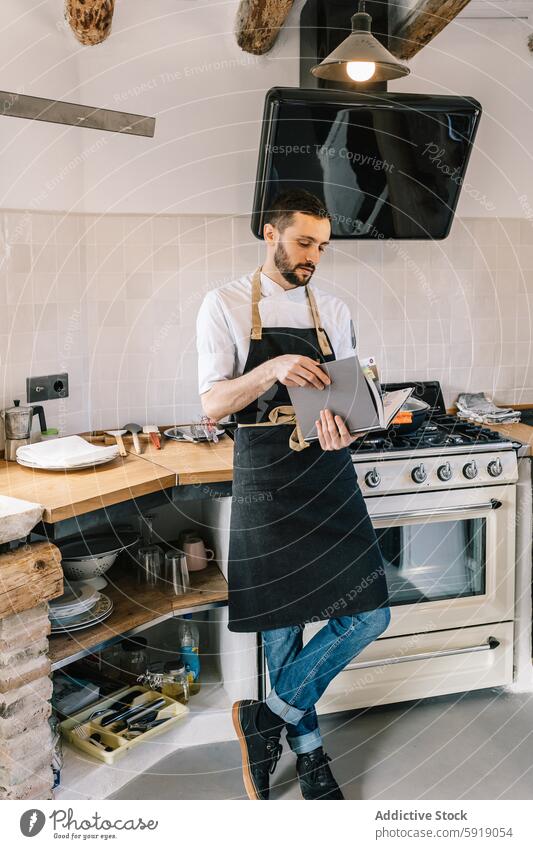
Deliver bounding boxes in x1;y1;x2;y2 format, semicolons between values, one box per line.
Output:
456;392;521;424
16;435;119;467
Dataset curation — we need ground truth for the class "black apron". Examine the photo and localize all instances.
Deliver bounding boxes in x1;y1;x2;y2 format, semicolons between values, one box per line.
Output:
227;268;389;633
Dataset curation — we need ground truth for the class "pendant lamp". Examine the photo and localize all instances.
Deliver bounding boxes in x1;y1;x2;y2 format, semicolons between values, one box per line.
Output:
311;1;410;84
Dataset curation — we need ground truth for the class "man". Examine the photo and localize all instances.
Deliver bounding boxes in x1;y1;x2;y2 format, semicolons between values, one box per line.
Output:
196;190;391;800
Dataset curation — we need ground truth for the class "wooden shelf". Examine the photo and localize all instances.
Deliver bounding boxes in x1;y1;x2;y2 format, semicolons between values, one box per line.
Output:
49;561;228;671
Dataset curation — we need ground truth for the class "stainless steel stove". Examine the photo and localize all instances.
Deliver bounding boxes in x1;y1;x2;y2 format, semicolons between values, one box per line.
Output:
350;382;520;496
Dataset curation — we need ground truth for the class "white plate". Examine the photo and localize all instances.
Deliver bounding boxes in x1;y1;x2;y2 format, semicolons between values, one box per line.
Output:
50;595;113;632
50;582;98;610
17;454;118;471
50;597;101;618
51;581;98;602
51;608;113;633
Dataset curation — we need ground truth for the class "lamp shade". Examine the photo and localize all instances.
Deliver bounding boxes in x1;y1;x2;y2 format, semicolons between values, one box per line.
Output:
311;10;410;84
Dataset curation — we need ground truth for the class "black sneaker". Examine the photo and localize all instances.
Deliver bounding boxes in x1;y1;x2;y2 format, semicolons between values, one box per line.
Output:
296;747;344;800
232;699;283;800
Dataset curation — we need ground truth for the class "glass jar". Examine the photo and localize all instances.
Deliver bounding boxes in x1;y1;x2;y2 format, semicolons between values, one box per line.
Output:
120;637;148;681
136;664;190;704
100;643;124;680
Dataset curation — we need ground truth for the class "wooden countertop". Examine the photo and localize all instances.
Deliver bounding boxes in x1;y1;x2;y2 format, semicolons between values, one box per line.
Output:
482;422;533;457
0;437;234;523
129;436;234;485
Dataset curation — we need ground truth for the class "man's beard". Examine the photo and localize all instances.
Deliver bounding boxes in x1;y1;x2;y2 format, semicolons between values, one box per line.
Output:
274;242;315;287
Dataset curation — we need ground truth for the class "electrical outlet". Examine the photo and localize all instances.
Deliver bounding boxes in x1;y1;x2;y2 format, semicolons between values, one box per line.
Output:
26;373;69;403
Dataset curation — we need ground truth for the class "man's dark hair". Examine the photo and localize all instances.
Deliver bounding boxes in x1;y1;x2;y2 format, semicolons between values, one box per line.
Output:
264;190;331;232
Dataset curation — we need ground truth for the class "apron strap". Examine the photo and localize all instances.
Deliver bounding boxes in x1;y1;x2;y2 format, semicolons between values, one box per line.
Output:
269;406;311;452
306;286;333;357
239;405;311;452
250;266;332;356
251;267;262;341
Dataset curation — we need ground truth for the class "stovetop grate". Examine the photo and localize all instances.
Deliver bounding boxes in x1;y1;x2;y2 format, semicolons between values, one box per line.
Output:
349;415;511;456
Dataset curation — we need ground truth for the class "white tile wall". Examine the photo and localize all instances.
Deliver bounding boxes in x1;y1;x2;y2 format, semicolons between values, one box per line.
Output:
0;211;532;446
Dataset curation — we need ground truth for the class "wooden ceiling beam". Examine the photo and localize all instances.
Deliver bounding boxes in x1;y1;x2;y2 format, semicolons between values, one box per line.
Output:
235;0;294;55
65;0;115;46
390;0;473;60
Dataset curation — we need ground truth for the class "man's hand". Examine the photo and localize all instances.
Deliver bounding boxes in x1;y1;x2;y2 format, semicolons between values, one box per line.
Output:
315;409;368;451
271;355;331;390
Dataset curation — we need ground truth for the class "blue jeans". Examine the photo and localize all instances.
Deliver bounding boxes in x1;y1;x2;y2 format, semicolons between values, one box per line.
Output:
261;607;391;755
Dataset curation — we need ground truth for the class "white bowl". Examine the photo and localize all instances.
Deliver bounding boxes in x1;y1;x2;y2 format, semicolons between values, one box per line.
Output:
61;551;119;581
58;531;140;582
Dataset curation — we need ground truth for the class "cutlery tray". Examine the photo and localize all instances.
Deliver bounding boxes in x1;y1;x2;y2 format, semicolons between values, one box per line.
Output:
60;685;189;764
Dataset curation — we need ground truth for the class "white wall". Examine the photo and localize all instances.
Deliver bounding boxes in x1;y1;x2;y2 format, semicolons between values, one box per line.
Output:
0;0;300;215
0;1;84;213
1;3;533;215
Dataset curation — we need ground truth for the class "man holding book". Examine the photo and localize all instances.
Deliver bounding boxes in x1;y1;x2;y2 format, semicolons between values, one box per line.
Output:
196;190;391;800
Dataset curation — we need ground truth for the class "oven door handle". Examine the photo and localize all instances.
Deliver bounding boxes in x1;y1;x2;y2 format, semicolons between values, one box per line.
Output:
371;499;502;524
344;637;500;671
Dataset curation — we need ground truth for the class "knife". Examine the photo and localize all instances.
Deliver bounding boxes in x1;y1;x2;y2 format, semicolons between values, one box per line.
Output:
105;689;146;714
109;702;167;733
100;697;166;728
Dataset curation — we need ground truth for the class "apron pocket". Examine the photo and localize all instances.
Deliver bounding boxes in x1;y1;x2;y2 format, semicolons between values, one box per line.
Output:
246;425;279;445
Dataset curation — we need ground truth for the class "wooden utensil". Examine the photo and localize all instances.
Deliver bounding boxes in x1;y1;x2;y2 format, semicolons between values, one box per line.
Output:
106;429;127;457
123;422;142;454
143;425;161;450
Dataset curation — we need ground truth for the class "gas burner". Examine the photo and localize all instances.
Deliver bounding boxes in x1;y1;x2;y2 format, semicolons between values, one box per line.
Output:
421;432;449;446
349;413;515;458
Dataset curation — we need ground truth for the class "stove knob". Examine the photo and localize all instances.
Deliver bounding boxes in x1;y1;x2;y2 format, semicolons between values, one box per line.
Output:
487;458;503;478
437;461;452;482
365;467;381;488
463;460;478;480
411;463;427;484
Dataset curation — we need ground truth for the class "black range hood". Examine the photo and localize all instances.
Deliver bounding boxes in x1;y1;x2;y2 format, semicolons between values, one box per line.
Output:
251;1;482;240
251;87;482;240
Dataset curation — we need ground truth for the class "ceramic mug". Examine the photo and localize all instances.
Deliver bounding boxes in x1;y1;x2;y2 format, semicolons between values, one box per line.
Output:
181;538;215;572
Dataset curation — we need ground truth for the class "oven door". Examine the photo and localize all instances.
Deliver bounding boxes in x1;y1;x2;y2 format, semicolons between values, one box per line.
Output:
367;483;516;637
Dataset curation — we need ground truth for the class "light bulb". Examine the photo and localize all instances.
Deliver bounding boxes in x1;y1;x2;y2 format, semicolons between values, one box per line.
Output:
346;61;376;82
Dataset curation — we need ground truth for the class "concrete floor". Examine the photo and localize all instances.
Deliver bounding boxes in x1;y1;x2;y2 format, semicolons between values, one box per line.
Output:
111;687;533;800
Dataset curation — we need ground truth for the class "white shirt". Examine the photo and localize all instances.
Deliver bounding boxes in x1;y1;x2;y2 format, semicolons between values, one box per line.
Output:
196;271;357;395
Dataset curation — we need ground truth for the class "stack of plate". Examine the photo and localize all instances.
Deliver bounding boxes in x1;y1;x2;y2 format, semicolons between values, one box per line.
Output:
49;582;113;633
17;435;119;471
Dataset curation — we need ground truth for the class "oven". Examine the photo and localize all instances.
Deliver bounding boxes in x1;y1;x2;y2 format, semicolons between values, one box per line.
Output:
367;482;516;638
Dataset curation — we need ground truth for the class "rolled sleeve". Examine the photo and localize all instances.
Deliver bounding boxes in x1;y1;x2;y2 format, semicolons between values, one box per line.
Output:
196;291;236;395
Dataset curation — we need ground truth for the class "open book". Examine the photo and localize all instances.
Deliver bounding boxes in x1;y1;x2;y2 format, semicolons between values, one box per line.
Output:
287;355;414;441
